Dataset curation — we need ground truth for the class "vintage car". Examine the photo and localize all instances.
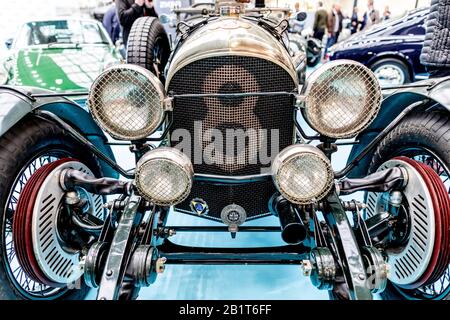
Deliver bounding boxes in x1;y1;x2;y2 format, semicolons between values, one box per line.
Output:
91;1;115;22
0;18;122;92
328;8;429;87
162;4;309;81
0;0;448;300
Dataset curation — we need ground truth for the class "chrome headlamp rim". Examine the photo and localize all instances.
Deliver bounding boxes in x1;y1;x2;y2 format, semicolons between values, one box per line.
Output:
300;59;382;139
88;63;166;141
135;147;194;207
272;144;334;205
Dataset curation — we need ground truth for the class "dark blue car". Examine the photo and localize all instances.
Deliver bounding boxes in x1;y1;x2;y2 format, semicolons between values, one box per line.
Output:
328;8;428;87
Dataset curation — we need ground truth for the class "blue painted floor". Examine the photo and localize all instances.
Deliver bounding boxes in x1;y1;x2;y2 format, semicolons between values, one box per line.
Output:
86;214;329;300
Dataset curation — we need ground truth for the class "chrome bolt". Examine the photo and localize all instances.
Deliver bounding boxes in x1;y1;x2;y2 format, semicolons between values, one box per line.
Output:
301;260;312;277
106;269;113;277
389;191;403;207
358;273;365;280
385;263;390;277
156;257;167;274
64;190;81;206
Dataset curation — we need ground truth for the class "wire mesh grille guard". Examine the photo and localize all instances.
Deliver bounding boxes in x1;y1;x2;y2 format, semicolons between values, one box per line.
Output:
169;56;296;175
88;65;164;140
276;153;333;204
304;61;381;138
168;56;296;219
136;159;192;206
177;180;278;220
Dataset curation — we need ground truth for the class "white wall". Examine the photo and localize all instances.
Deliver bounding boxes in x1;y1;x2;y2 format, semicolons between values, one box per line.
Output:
0;0;432;52
266;0;430;17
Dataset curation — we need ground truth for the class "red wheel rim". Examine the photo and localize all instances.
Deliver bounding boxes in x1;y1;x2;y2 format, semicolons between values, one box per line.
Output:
12;158;76;287
420;162;450;284
394;157;450;289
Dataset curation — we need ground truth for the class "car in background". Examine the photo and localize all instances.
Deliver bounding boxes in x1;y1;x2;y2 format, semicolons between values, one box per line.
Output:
91;0;114;22
328;8;428;87
0;18;122;92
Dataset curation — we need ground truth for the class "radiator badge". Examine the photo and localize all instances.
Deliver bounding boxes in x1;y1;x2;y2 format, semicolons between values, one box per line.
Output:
190;198;209;216
221;204;246;226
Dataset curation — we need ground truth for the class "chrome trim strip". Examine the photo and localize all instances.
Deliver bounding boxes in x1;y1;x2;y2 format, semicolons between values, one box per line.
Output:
172;91;296;99
194;172;272;184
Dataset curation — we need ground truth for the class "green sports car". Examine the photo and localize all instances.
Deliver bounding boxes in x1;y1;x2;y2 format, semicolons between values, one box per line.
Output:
0;18;122;92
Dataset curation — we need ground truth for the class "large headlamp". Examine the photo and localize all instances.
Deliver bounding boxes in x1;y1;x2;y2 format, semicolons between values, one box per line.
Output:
272;145;334;205
88;64;166;140
135;147;193;206
301;60;382;139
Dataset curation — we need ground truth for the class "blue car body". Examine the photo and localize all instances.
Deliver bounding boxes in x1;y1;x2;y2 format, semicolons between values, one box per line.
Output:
347;77;450;178
329;8;429;82
0;86;118;179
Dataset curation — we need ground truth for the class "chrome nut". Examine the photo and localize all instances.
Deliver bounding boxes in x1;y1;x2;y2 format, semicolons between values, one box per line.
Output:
156;257;167;274
302;260;312;277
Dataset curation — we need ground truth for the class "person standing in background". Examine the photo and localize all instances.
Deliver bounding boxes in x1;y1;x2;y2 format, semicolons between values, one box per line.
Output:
350;7;360;34
116;0;158;47
361;0;380;30
290;2;303;33
103;0;121;44
382;6;391;21
326;3;343;51
313;1;328;41
420;0;450;78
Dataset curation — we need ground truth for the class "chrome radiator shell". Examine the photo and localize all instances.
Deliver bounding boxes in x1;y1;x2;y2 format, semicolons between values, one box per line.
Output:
166;17;298;87
166;16;297;220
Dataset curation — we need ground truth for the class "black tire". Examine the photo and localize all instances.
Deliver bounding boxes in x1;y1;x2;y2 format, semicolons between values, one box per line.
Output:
0;116;102;300
126;17;170;81
306;38;322;68
369;110;450;300
370;58;411;86
370;111;450;173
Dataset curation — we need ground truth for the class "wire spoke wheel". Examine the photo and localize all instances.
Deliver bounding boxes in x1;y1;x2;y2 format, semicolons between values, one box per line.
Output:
388;148;449;300
152;37;164;78
0;118;99;300
2;151;70;299
367;111;450;300
373;64;405;87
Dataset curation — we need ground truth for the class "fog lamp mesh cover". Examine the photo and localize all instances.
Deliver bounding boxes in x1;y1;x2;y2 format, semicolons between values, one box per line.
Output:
136;148;193;206
88;64;165;140
303;60;381;138
273;145;334;204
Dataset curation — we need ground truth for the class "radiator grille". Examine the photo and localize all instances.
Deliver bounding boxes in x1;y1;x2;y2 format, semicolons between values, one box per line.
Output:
168;55;296;219
176;180;277;220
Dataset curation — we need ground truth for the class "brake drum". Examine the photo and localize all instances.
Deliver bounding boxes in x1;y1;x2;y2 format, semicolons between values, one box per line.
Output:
13;158;104;287
366;158;436;286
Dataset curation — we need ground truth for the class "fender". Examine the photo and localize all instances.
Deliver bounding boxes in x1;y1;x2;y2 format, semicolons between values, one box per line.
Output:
367;50;412;65
366;51;415;78
0;86;118;178
347;77;450;178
